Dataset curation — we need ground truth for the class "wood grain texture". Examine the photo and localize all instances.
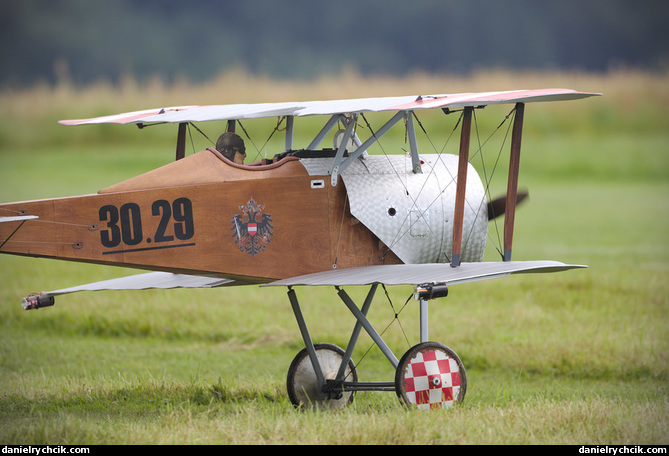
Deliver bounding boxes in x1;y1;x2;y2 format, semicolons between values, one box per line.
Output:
1;148;402;282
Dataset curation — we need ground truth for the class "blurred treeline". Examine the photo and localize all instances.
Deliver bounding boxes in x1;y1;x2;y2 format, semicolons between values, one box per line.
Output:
2;0;667;87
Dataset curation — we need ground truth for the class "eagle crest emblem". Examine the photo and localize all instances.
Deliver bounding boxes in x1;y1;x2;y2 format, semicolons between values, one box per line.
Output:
231;197;273;256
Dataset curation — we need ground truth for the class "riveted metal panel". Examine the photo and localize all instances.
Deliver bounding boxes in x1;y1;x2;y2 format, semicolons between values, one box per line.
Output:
301;155;487;264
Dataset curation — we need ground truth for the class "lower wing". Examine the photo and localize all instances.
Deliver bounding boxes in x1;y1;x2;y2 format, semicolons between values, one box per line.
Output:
21;272;237;309
262;260;586;287
20;260;585;309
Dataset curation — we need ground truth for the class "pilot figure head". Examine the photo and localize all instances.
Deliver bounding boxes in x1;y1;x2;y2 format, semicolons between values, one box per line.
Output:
216;132;246;164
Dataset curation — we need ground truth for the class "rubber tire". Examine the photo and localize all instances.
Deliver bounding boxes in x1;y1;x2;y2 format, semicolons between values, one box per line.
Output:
286;343;357;411
395;341;467;409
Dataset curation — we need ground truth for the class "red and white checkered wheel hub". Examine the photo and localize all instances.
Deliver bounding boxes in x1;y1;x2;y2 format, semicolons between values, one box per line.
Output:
396;342;466;410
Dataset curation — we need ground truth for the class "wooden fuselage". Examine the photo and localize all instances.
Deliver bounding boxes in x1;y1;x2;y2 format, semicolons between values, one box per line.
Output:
0;148;401;283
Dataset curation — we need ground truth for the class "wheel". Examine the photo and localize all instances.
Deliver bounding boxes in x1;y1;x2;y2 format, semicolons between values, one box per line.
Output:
395;341;467;410
286;343;357;411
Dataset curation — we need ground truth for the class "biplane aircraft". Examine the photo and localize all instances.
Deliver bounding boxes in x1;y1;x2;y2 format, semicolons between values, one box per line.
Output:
0;88;600;410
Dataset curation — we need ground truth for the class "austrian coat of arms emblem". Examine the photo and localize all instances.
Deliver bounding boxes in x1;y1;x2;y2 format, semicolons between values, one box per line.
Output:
231;197;273;256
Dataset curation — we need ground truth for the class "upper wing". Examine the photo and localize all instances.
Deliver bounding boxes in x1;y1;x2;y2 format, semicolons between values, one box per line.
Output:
59;89;600;125
262;261;586;288
58;106;198;126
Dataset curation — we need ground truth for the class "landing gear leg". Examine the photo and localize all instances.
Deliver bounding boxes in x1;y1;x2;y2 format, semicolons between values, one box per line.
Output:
284;283;467;411
396;284;467;409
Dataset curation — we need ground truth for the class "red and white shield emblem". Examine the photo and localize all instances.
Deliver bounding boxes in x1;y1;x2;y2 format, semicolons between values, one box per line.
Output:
231;198;273;256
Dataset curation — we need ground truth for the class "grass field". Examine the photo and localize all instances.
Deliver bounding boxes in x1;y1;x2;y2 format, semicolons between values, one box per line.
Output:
0;69;668;445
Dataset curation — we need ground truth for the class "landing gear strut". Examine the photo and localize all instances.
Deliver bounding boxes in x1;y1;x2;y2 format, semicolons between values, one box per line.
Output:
285;283;466;410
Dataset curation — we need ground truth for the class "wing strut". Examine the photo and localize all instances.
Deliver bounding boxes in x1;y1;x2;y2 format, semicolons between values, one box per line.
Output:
329;111;406;186
504;102;525;261
175;122;187;160
330;114;358;186
284;115;294;151
406;112;422;174
451;106;473;267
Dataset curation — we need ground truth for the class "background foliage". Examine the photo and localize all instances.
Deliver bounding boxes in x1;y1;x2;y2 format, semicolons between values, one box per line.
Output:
2;0;668;86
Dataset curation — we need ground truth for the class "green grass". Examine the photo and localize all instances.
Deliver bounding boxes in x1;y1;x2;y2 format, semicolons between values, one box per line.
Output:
1;71;668;444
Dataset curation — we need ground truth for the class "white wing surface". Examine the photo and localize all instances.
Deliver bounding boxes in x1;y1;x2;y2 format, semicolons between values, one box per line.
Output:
262;261;586;288
32;261;584;296
59;89;600;126
42;272;236;297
